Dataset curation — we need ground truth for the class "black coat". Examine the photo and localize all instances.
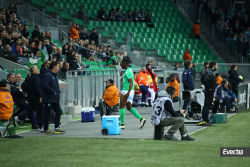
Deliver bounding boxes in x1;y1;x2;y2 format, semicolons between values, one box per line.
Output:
232;25;243;35
0;50;18;63
27;74;42;103
6;81;26;106
203;69;217;91
39;67;49;81
69;57;78;70
21;78;28;93
228;70;243;85
79;32;89;40
21;30;29;39
42;69;60;103
32;29;43;41
89;33;99;43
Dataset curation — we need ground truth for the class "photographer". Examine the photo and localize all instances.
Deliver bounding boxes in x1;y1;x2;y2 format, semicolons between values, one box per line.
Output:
151;87;195;141
198;61;217;126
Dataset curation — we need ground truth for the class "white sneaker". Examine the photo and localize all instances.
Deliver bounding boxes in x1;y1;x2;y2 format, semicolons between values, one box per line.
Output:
121;124;125;129
139;118;146;129
13;116;18;127
37;128;43;133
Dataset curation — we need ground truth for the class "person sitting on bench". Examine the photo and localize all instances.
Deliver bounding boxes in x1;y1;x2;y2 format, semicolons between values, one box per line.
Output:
151;87;195;141
101;79;120;115
166;74;179;102
0;79;14;122
213;80;239;113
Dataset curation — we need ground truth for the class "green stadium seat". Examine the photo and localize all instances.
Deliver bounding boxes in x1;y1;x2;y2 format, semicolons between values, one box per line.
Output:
60;12;71;20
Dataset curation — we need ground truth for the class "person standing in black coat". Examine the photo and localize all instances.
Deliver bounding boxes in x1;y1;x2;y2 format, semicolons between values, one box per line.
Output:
69;54;78;70
31;25;43;41
228;64;244;97
42;61;65;135
21;24;29;39
89;28;99;46
197;61;217;126
27;65;44;132
98;7;107;21
21;73;31;93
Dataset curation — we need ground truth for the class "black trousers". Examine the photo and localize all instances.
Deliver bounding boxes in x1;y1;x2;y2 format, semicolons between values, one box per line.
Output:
27;100;44;129
43;103;62;130
212;100;220;115
202;89;214;122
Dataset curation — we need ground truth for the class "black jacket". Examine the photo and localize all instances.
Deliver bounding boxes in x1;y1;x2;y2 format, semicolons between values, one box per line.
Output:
232;24;243;35
32;29;43;41
228;70;243;85
39;67;49;81
0;50;18;63
164;100;183;117
203;69;217;91
21;30;29;39
79;32;89;40
27;74;42;102
42;69;60;103
89;32;99;43
98;11;107;20
21;79;28;93
6;80;26;106
69;57;78;70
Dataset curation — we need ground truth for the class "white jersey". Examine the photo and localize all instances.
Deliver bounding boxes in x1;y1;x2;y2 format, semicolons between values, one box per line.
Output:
151;97;173;125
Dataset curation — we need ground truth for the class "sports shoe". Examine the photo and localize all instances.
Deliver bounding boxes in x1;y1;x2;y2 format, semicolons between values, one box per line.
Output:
181;135;195;141
164;134;178;141
37;128;43;133
54;128;65;134
196;121;215;126
121;124;125;129
226;109;234;113
232;102;239;110
139;118;146;129
43;129;54;135
13;116;19;127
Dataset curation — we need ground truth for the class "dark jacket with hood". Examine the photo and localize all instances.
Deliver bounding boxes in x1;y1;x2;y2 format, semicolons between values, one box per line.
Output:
228;70;243;85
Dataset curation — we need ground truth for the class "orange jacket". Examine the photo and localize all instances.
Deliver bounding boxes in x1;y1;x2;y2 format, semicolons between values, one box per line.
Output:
216;75;223;85
70;27;79;39
137;71;150;87
183;51;192;61
166;79;179;98
102;84;120;107
0;87;14;120
192;23;200;36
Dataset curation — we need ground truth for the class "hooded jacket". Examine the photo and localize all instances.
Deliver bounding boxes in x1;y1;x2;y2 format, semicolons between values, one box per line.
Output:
166;78;180;98
228;70;243;85
102;83;120;107
0;87;14;120
192;22;200;35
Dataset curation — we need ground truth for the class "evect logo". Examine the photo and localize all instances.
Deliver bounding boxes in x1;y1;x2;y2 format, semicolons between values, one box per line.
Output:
223;149;243;155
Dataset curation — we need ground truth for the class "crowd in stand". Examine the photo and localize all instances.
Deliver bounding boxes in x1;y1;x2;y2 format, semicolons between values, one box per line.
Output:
193;0;250;60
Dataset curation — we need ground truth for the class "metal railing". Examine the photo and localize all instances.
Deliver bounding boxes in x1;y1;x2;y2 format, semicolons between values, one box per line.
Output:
179;0;249;63
16;0;63;27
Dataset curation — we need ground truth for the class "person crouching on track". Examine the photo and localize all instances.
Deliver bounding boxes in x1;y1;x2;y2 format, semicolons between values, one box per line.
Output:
151;87;195;141
213;80;239;113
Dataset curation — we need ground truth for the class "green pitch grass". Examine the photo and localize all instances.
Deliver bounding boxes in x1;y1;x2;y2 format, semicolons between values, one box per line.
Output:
1;111;250;167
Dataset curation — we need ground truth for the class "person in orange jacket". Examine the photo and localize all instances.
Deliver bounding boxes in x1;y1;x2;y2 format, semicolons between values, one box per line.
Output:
70;22;79;39
137;67;152;107
102;79;120;107
183;48;192;61
134;72;141;95
166;74;179;100
0;80;14;120
215;73;223;85
192;19;200;39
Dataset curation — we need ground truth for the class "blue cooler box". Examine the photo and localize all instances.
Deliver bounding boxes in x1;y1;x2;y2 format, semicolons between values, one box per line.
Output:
81;107;95;122
102;115;121;135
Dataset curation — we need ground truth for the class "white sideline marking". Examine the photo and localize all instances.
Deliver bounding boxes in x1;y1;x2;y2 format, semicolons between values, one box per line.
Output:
178;113;237;139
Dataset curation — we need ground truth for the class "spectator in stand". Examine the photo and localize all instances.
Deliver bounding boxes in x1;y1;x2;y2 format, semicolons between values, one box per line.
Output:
149;60;159;69
246;0;250;15
79;28;88;40
42;38;52;61
15;73;22;86
31;25;43;41
228;64;244;97
211;10;221;24
108;8;116;21
56;47;62;61
191;62;197;81
98;7;107;21
62;44;69;57
233;12;242;25
26;40;35;57
145;9;152;23
13;4;24;24
166;74;179;100
221;0;230;14
223;22;230;35
122;51;132;65
183;48;192;61
115;8;123;22
0;44;18;63
174;64;179;70
237;36;247;55
106;45;112;57
0;30;6;45
124;10;133;22
192;20;200;39
139;9;146;22
215;73;223;85
69;53;78;70
58;62;72;81
21;24;29;39
227;9;234;27
241;14;249;29
70;22;79;40
233;20;243;35
216;16;224;31
218;8;225;19
107;53;118;68
132;8;140;22
89;28;99;46
77;5;86;21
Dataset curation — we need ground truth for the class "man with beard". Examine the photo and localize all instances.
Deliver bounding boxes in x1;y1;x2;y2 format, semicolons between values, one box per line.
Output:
197;61;217;126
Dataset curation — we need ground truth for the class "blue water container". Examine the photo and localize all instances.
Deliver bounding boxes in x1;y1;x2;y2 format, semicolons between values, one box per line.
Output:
101;115;121;135
81;107;95;122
